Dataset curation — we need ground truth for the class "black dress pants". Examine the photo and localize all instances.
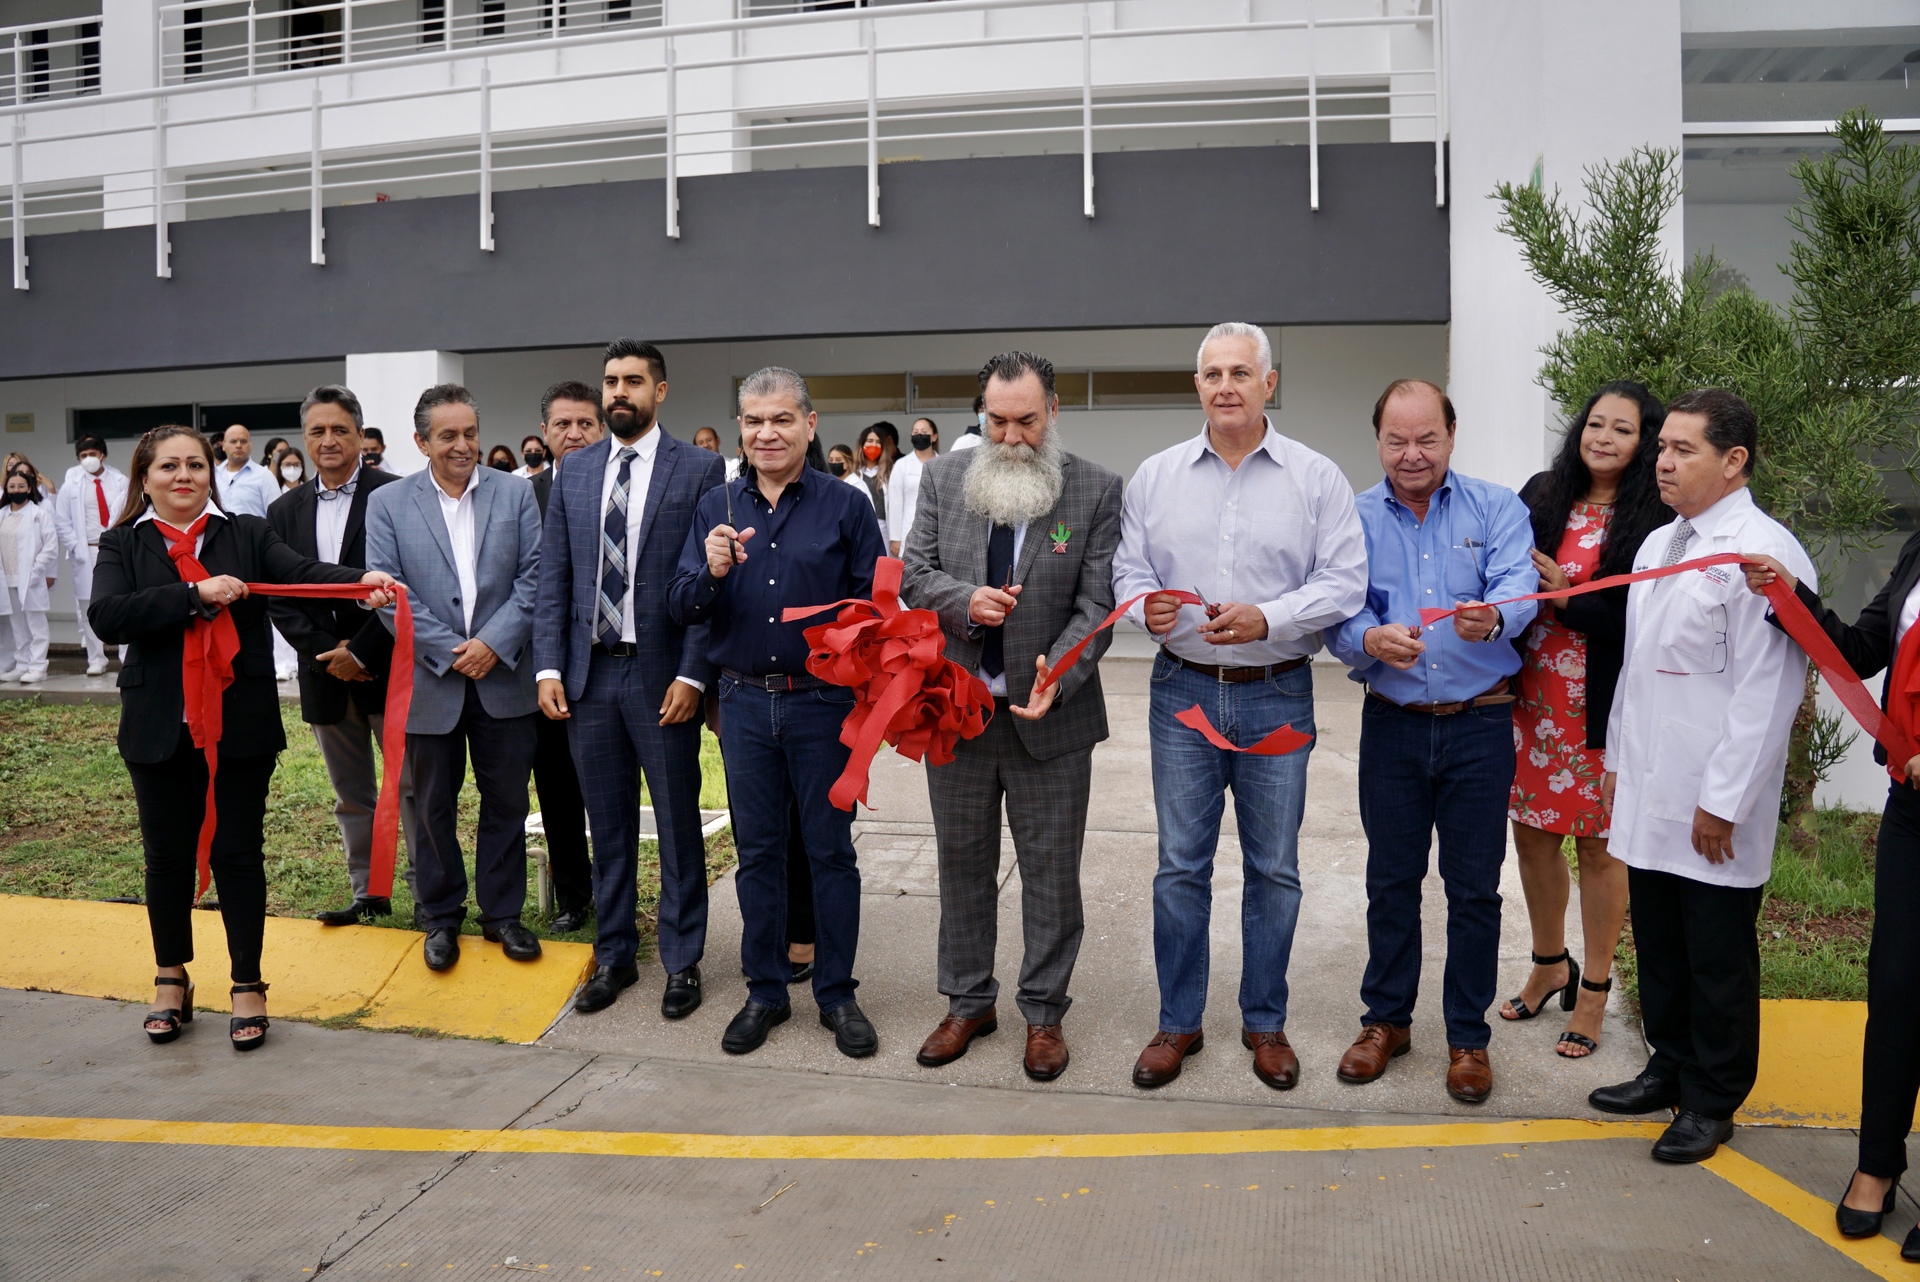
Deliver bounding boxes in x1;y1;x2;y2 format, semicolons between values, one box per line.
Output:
408;679;538;932
532;708;592;914
1630;865;1765;1120
1861;782;1920;1178
126;725;278;984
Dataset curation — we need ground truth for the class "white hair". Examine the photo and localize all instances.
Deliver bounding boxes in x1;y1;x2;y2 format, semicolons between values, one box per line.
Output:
1196;322;1273;376
963;421;1066;528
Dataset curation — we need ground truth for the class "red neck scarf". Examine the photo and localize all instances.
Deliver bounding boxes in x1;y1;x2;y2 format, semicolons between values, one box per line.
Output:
1886;621;1920;783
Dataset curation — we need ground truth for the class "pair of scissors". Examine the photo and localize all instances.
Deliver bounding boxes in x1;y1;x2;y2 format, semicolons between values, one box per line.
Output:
1193;584;1225;619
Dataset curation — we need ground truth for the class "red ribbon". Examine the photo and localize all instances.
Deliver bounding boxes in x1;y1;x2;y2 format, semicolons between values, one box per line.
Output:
160;528;413;900
1417;551;1910;767
782;557;995;810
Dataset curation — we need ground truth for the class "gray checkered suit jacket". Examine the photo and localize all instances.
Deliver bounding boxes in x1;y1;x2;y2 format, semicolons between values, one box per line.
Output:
901;449;1123;761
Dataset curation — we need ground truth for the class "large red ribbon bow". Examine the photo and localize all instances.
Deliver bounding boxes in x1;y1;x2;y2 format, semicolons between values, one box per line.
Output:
782;557;994;809
1417;551;1911;768
158;518;414;899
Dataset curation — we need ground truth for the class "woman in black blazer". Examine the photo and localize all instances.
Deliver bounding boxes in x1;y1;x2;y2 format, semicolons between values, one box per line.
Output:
90;425;394;1051
1747;534;1920;1255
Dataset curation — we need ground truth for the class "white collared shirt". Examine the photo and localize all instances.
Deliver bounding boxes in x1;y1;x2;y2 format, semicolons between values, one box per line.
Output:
1605;486;1816;887
313;465;362;565
433;468;481;633
600;427;661;644
885;451;930;549
1899;580;1920;647
1112;417;1369;665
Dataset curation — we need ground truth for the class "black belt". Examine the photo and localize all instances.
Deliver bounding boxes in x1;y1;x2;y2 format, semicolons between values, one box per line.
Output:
723;668;829;692
593;641;638;658
1367;678;1514;715
1161;649;1310;683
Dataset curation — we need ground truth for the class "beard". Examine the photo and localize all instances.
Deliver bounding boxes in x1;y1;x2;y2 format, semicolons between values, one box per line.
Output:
963;425;1065;528
605;399;654;439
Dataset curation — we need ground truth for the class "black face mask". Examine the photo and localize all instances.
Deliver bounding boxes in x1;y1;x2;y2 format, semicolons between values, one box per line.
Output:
910;433;934;452
829;460;848;477
523;451;545;468
4;491;27;505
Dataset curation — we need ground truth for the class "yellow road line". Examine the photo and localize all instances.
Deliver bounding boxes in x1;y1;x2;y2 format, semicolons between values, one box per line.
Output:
1703;1148;1910;1280
0;1113;1664;1161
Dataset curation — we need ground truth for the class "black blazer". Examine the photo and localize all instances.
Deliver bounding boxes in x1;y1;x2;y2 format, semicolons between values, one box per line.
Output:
89;511;365;764
1518;472;1627;751
530;466;553;518
1771;529;1920;766
266;467;403;725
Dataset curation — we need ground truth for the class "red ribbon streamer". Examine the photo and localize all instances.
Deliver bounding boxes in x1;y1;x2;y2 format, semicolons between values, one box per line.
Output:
174;576;414;900
1417;551;1909;766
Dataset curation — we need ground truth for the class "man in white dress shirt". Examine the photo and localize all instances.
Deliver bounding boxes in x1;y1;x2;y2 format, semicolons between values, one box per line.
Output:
885;416;939;556
214;425;278;519
1589;387;1814;1164
1110;322;1369;1092
52;435;129;675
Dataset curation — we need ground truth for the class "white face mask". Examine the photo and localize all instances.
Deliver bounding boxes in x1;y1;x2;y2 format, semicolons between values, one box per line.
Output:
281;464;304;483
80;455;103;475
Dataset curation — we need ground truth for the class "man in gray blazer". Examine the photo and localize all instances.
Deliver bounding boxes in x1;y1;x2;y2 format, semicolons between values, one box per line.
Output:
365;383;545;973
900;351;1124;1082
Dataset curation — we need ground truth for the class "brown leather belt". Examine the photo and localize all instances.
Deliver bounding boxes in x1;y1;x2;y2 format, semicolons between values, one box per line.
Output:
1162;649;1310;684
1367;678;1513;715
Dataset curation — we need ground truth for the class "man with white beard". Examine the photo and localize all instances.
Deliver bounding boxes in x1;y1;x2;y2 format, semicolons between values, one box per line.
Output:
900;351;1123;1082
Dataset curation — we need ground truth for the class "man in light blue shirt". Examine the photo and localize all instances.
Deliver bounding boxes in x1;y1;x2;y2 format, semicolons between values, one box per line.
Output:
1325;378;1538;1106
213;424;278;519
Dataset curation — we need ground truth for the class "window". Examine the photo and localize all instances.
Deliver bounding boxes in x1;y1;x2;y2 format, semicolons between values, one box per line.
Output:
71;405;197;442
1091;370;1202;408
184;9;204;78
421;0;447;46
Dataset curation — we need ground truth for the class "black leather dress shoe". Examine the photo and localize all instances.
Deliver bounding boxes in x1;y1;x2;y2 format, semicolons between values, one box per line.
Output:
483;919;543;961
1902;1223;1920;1262
662;965;703;1020
789;960;814;985
550;905;592;933
575;963;639;1014
315;897;389;926
1588;1069;1681;1115
821;1000;878;1058
1651;1110;1734;1163
721;1000;790;1054
1836;1173;1898;1239
423;928;460;972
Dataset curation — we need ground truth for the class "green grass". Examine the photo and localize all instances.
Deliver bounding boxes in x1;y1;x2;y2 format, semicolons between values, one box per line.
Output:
0;699;736;961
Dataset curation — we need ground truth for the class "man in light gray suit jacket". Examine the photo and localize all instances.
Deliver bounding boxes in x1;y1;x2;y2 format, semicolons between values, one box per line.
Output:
365;383;544;973
900;351;1123;1083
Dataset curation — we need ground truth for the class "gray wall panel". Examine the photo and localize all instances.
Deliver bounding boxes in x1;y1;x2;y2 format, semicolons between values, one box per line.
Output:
0;143;1446;380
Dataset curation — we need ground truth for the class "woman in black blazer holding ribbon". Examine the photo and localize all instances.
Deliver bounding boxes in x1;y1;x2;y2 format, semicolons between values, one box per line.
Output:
90;425;392;1051
1746;533;1920;1257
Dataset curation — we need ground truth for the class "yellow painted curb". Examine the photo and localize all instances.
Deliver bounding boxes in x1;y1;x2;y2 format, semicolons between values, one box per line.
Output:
0;1113;1667;1161
1740;999;1868;1129
1704;1148;1909;1279
0;894;592;1042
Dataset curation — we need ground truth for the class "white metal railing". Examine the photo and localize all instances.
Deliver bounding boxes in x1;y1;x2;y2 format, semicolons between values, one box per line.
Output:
3;0;1446;292
0;16;102;104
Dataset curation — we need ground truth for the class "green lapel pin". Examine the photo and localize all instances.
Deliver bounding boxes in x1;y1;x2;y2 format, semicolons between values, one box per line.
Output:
1049;522;1071;553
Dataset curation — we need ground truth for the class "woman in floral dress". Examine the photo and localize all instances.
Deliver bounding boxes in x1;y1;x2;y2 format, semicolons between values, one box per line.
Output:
1500;382;1668;1057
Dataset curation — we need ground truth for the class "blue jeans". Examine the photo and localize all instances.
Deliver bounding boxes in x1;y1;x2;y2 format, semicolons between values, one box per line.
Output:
1356;695;1512;1049
1148;653;1314;1034
718;676;862;1013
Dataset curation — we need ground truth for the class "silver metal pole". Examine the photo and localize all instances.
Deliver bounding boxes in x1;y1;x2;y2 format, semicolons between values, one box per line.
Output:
341;0;353;64
11;113;25;291
479;64;493;250
309;79;325;265
247;1;257;78
154;98;170;278
1306;0;1318;212
865;21;878;228
664;43;677;239
1433;0;1446;208
1081;4;1093;218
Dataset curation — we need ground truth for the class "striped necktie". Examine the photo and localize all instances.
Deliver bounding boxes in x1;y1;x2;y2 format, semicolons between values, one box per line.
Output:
597;447;638;647
1660;518;1695;568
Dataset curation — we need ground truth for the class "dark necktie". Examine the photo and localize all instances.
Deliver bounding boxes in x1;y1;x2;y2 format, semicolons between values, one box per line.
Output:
597;446;638;647
980;522;1016;679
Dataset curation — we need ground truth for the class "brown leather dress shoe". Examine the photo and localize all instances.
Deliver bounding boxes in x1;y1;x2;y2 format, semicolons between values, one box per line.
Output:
1446;1047;1493;1104
1024;1024;1069;1082
1243;1029;1299;1090
1132;1030;1204;1088
1337;1022;1411;1084
915;1011;998;1067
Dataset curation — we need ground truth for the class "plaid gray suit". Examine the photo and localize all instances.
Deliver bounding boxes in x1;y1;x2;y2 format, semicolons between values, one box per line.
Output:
900;449;1123;1026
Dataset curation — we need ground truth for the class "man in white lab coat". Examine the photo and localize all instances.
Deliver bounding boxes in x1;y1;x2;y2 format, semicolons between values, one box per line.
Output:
1589;387;1814;1164
51;435;130;675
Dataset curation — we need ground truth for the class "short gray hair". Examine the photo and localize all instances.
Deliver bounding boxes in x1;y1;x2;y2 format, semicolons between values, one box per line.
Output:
300;384;365;432
413;383;477;438
1196;322;1273;376
737;367;812;416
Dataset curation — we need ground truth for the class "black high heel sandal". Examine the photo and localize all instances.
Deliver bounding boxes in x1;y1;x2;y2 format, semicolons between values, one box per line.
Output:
144;973;195;1044
229;981;270;1052
1556;974;1613;1056
1836;1171;1899;1239
1502;951;1579;1021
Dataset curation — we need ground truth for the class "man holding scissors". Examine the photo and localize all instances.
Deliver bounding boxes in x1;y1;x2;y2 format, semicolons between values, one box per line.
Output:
1111;323;1368;1091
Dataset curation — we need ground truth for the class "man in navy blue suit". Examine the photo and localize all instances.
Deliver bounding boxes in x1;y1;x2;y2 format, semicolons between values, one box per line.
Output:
533;339;726;1016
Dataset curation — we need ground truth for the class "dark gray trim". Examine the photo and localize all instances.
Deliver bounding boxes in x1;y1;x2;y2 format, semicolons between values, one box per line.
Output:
0;143;1446;381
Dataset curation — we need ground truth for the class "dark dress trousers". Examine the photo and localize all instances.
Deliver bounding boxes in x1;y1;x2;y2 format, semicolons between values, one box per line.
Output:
525;462;592;917
532;431;725;971
89;511;365;981
1768;530;1920;1174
